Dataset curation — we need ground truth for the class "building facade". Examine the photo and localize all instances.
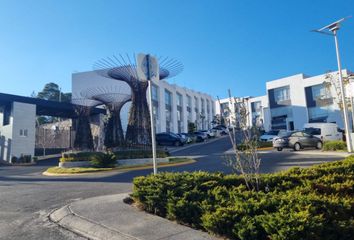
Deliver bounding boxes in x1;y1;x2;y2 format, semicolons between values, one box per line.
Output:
72;71;215;134
215;70;353;132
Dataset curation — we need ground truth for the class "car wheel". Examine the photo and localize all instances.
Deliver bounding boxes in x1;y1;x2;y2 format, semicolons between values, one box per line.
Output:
277;147;283;151
294;143;301;151
316;141;323;149
174;141;181;147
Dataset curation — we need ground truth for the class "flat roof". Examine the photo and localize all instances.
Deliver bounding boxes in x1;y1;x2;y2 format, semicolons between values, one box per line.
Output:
0;92;105;118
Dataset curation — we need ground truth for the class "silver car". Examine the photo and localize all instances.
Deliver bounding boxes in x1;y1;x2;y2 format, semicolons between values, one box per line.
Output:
273;131;323;151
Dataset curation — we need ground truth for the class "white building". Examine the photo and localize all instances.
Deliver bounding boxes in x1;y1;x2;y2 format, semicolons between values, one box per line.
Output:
72;71;215;133
0;101;36;162
215;70;354;132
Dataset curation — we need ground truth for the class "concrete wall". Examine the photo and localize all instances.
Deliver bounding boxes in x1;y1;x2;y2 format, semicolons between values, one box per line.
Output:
11;102;36;159
72;71;215;133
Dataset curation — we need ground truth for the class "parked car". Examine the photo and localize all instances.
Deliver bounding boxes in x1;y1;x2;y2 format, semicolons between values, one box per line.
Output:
200;129;215;138
194;131;208;142
273;131;322;151
303;123;342;141
156;132;184;146
212;126;228;135
177;133;192;143
259;130;280;142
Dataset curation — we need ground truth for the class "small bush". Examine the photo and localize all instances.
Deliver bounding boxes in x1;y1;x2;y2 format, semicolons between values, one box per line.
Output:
12;155;32;163
323;140;347;151
90;152;117;168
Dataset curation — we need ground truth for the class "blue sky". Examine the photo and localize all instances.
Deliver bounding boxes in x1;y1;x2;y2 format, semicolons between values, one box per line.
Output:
0;0;353;99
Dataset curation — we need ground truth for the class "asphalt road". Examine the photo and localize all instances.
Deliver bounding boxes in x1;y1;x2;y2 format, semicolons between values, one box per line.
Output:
0;136;344;240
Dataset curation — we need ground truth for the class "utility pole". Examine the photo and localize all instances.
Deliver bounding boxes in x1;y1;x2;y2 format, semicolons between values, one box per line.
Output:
312;17;353;152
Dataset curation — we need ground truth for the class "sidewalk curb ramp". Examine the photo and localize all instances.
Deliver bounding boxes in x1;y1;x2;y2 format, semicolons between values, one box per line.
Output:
50;203;138;240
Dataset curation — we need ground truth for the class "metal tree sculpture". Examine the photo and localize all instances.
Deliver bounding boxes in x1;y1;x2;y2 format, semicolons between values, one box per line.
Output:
72;98;102;150
81;85;131;148
93;54;183;145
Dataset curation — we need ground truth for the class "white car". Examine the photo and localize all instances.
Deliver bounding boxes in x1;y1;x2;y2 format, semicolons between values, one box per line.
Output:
260;130;281;142
303;123;342;141
201;130;215;138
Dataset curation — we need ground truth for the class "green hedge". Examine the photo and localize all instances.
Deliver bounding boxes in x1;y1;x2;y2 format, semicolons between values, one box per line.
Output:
323;140;347;151
132;156;354;240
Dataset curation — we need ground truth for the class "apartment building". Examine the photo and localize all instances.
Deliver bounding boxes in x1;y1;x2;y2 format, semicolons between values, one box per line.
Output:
215;70;354;131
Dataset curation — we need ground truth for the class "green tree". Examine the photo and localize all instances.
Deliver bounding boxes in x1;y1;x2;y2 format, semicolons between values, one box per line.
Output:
37;82;71;103
188;122;196;133
35;82;72;125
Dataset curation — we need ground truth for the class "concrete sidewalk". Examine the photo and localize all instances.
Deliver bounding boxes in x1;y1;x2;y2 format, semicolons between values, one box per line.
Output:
50;193;217;240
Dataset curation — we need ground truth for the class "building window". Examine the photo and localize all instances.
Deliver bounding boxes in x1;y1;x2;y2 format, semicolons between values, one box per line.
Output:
186;95;192;122
176;93;183;133
152;84;158;101
20;129;28;137
194;97;199;113
165;90;172;106
274;86;290;103
165;90;172;132
177;93;182;107
2;104;11;126
311;84;332;106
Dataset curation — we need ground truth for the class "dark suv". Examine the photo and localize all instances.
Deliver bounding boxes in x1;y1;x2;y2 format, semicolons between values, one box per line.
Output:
273;131;322;151
156;132;184;146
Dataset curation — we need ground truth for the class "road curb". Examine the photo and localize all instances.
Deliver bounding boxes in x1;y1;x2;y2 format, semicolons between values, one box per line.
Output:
49;199;138;240
42;159;196;176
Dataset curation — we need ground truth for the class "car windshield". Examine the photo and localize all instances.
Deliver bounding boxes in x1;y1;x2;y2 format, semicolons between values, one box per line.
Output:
278;131;292;137
266;130;279;135
304;127;321;135
169;133;179;137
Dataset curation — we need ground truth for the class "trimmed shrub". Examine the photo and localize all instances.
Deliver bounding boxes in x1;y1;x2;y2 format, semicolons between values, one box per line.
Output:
90;152;117;168
323;140;347;151
132;156;354;240
60;151;103;162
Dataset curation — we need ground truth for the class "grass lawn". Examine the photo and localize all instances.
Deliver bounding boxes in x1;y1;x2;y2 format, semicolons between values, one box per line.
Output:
45;157;195;175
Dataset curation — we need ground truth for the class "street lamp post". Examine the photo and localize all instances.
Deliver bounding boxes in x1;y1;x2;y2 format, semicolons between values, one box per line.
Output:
138;54;158;175
313;17;353;152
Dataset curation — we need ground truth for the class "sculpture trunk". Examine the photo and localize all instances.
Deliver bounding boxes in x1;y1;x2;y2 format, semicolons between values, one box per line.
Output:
104;106;125;148
74;115;94;150
125;80;151;145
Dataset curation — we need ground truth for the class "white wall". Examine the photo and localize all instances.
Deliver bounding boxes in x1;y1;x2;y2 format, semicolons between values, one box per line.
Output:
11;102;36;160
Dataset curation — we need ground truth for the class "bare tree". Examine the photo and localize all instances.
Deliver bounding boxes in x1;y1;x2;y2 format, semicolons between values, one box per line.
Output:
225;92;261;191
324;71;351;110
